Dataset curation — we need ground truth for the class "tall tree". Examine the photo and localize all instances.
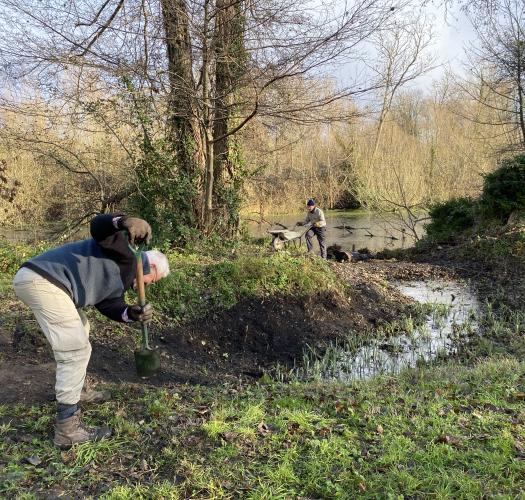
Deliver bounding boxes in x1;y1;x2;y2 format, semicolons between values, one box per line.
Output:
0;0;412;240
211;0;247;234
364;13;435;162
459;0;525;152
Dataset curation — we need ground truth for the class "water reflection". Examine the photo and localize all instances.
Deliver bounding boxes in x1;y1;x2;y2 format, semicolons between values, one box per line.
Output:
245;210;425;252
294;280;480;382
0;226;89;244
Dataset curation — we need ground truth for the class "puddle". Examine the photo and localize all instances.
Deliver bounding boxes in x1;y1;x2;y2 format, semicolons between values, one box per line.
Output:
295;280;480;382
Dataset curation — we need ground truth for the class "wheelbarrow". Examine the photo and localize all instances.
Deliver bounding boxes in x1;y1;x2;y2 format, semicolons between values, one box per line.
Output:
268;223;312;251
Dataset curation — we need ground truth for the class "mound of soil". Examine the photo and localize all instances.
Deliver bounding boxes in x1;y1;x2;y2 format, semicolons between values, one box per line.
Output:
0;259;445;405
161;285;410;374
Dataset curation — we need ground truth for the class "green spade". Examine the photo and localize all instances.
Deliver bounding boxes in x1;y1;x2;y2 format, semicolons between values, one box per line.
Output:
129;244;160;378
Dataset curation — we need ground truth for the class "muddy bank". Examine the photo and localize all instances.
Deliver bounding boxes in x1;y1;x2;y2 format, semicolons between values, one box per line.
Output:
0;259;457;405
390;225;525;308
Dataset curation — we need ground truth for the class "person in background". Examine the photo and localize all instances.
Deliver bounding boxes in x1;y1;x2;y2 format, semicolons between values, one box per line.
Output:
297;199;327;259
12;214;170;448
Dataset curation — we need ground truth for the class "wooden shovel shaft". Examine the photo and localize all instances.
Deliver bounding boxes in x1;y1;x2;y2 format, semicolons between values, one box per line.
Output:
134;250;150;350
135;252;147;307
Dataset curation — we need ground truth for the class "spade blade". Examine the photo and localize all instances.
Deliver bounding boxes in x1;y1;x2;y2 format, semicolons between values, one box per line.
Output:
134;348;160;378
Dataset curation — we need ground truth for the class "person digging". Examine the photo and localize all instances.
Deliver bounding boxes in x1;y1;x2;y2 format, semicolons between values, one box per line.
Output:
12;214;170;448
297;199;327;259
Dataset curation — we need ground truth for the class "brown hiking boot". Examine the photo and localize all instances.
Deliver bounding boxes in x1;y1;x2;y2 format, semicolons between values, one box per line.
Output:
53;410;112;449
80;387;112;403
80;377;111;403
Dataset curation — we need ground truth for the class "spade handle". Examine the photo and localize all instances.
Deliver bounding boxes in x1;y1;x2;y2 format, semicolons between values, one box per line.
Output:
129;243;151;351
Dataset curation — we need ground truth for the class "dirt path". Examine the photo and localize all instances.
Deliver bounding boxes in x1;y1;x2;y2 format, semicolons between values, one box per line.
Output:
0;259;460;405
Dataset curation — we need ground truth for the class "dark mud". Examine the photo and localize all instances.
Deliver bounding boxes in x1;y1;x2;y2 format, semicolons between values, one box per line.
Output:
0;259;456;405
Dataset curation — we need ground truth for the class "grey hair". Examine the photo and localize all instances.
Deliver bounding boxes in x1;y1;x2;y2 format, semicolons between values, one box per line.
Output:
144;250;170;279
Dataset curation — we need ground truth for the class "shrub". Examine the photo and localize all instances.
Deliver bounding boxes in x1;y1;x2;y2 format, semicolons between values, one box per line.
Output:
425;197;477;243
0;241;48;274
481;155;525;221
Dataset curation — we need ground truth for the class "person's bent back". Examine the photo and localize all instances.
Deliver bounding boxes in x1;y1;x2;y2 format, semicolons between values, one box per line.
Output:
13;213;169;448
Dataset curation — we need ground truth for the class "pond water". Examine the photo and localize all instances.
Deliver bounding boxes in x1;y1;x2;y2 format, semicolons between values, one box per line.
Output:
294;280;480;382
0;227;89;244
1;210;423;253
0;228;50;244
245;210;426;253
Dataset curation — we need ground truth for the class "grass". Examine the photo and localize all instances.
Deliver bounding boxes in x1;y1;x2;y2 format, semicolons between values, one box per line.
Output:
1;353;525;498
0;241;49;275
147;249;343;323
1;291;525;498
2;232;525;497
0;238;343;324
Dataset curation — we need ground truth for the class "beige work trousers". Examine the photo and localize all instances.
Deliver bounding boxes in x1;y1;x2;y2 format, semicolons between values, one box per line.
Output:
13;267;92;405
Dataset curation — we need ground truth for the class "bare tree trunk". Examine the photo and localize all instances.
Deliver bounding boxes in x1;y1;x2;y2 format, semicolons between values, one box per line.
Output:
371;85;391;162
201;0;215;232
212;0;246;233
517;48;525;147
204;136;215;230
212;0;234;179
161;0;205;221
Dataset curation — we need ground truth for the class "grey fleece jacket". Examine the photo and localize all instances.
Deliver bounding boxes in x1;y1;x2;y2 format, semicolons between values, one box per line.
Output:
20;214;147;322
304;207;326;227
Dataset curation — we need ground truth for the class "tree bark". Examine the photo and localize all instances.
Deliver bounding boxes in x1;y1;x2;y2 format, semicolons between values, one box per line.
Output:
212;0;245;232
161;0;205;221
200;0;215;232
516;41;525;147
204;135;215;230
